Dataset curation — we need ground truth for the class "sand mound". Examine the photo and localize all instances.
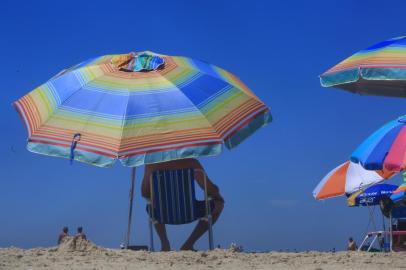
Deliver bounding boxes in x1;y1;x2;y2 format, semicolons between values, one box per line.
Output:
57;237;104;253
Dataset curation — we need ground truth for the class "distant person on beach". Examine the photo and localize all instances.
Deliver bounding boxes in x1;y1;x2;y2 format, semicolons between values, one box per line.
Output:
58;227;69;245
75;227;87;241
141;158;224;251
347;237;357;251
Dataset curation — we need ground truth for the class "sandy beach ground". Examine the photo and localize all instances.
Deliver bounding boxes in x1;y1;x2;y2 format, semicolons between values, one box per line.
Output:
0;238;405;270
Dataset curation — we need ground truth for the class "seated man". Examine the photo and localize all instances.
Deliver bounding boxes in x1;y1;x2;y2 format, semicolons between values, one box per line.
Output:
347;237;357;251
141;158;224;251
58;227;69;245
74;226;87;241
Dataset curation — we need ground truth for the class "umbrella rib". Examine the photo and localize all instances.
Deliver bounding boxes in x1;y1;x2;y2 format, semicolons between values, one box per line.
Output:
117;90;131;158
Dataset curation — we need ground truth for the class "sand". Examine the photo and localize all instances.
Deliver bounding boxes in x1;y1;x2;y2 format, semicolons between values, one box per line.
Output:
0;238;405;270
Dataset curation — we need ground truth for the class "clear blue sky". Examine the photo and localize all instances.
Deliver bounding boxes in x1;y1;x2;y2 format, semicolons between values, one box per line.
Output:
1;0;406;251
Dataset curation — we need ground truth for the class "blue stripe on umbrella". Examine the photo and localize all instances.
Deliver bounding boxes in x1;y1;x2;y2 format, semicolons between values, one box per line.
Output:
351;119;404;170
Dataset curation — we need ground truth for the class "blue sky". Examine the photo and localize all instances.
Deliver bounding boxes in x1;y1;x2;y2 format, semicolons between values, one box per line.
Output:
1;0;406;251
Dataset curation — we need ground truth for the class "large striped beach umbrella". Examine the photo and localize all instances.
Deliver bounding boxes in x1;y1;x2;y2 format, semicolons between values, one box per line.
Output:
14;51;271;248
14;51;271;168
320;36;406;97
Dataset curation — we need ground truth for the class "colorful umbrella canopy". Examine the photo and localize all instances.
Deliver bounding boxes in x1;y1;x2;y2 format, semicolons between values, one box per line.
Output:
351;115;406;172
313;161;394;200
391;183;406;204
320;36;406;97
14;51;271;167
390;173;406;204
347;183;398;207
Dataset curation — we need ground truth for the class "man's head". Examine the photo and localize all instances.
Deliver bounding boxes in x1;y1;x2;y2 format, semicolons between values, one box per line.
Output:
63;227;68;233
349;237;353;242
77;227;83;233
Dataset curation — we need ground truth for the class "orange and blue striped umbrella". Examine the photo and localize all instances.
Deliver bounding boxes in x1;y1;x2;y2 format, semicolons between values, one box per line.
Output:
14;51;271;167
320;36;406;97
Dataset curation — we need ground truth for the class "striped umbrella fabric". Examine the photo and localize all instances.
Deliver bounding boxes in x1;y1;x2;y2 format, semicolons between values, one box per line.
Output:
351;115;406;172
320;36;406;97
390;173;406;204
313;161;394;200
391;182;406;204
14;51;271;167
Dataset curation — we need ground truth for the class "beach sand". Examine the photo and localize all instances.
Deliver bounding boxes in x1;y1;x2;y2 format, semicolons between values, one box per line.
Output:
0;238;405;270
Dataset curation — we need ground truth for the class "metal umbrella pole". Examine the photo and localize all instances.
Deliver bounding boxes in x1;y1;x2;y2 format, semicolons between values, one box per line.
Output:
382;212;387;251
389;212;393;252
125;167;136;248
366;203;377;232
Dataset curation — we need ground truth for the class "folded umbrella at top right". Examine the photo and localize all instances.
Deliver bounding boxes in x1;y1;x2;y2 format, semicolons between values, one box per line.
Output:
320;36;406;98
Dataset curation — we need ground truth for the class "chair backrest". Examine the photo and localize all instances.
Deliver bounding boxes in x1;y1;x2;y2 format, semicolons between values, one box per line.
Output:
150;168;198;224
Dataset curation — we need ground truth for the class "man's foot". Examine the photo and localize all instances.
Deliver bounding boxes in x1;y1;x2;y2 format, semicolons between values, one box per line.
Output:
180;243;196;251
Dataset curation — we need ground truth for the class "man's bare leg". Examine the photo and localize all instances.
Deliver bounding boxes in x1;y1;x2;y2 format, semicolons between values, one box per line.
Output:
180;202;224;250
154;223;171;251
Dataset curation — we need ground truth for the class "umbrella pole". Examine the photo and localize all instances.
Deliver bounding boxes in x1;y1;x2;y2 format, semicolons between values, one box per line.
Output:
389;212;393;252
125;167;136;249
382;212;387;251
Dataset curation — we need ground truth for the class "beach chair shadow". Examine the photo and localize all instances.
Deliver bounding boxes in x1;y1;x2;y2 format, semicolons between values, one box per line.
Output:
146;168;214;251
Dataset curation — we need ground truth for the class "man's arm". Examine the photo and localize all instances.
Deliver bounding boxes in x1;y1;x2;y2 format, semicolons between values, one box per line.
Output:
192;161;221;198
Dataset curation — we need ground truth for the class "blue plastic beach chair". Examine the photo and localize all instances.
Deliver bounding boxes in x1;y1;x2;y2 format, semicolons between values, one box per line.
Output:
146;168;214;251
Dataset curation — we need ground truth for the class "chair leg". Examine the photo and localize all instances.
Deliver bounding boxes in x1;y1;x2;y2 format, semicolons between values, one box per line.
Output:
207;211;214;250
149;218;154;251
148;176;156;252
